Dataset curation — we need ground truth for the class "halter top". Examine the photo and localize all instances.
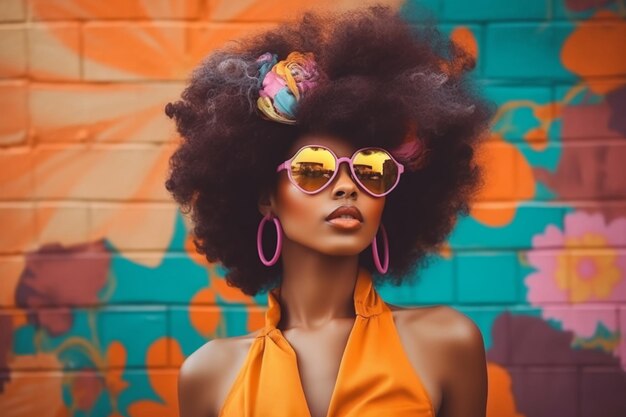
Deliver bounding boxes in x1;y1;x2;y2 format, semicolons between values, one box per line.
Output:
218;266;435;417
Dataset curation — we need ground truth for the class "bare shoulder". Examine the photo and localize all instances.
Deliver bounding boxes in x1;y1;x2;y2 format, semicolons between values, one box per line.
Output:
390;304;488;417
390;304;484;349
178;330;261;417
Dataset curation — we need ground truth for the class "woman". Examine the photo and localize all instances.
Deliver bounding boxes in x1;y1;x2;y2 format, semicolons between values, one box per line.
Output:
166;6;495;417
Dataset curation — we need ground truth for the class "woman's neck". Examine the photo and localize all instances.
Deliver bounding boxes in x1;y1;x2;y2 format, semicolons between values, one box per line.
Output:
277;239;359;331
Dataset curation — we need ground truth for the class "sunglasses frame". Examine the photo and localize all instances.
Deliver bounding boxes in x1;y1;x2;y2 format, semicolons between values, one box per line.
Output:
276;144;405;197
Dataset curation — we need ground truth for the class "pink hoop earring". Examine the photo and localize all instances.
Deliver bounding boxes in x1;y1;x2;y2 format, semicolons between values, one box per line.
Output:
257;213;282;266
372;224;389;274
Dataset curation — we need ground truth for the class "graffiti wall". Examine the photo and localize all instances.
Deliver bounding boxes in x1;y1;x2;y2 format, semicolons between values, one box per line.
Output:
1;0;625;416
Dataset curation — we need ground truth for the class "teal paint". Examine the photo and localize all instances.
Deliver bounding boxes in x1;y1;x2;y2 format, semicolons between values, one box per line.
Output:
485;23;577;80
450;205;565;249
456;252;518;303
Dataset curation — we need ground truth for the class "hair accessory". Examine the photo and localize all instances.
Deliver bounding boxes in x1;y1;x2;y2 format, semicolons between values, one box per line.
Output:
257;212;282;266
372;223;389;274
389;122;427;172
256;51;322;125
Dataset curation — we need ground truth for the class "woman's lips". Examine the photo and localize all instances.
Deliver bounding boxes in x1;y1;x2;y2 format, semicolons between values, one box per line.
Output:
325;205;363;230
326;218;362;230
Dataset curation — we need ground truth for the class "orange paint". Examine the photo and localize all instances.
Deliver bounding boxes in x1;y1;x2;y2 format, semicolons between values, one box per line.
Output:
471;134;535;227
450;26;479;61
486;363;525;417
562;10;626;88
246;306;265;333
189;293;221;337
128;338;180;417
212;276;257;304
524;128;548;150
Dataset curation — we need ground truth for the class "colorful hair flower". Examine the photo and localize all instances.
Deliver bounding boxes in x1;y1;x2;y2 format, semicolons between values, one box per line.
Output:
256;51;322;125
390;122;428;172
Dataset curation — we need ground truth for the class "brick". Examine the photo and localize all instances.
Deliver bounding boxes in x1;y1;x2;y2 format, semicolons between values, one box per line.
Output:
482;310;510;364
398;0;441;22
559;17;626;78
106;254;207;304
186;22;275;64
0;203;36;253
564;203;626;244
33;145;173;201
553;1;623;20
89;203;178;251
378;254;454;304
485;23;575;80
205;0;392;22
451;203;565;249
170;306;220;363
556;81;626;140
456;251;518;304
442;0;550;21
123;369;178;409
0;257;24;307
28;23;80;81
0;148;33;199
30;82;182;143
508;308;621;366
536;142;626;200
29;0;201;20
581;368;626;417
0;370;67;413
439;24;483;75
483;85;554;142
34;202;89;246
99;308;168;367
520;249;570;304
0;24;26;77
473;141;517;201
83;22;186;81
0;0;26;22
170;305;263;365
541;305;619;358
0;80;28;145
569;249;626;302
508;368;578;417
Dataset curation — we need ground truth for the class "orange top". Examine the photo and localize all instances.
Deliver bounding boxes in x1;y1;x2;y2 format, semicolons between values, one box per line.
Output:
218;266;435;417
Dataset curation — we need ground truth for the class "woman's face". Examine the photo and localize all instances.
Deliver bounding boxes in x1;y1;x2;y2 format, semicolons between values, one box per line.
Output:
263;134;386;256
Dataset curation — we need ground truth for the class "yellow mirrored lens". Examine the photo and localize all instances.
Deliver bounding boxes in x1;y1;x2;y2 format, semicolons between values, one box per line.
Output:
290;147;336;192
353;149;398;194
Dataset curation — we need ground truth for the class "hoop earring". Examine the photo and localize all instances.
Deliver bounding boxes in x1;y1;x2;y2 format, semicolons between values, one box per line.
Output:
372;223;389;274
257;213;282;266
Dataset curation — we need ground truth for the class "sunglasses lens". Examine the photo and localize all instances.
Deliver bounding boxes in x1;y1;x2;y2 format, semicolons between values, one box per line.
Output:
289;146;337;192
353;149;399;195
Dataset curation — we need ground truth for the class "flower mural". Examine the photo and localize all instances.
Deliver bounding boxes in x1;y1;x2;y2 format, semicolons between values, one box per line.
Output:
14;240;111;337
525;210;626;368
1;0;625;416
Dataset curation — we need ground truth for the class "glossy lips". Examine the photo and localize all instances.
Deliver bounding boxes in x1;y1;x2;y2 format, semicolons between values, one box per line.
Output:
325;205;363;230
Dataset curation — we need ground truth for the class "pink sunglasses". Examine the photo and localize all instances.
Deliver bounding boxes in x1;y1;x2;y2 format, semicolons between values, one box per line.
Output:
276;144;405;197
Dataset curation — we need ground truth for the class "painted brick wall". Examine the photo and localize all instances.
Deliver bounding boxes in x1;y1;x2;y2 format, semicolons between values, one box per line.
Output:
1;1;625;416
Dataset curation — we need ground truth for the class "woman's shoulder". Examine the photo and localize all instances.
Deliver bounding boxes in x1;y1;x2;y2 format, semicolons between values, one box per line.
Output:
388;303;482;342
389;303;485;357
178;330;262;417
387;304;486;414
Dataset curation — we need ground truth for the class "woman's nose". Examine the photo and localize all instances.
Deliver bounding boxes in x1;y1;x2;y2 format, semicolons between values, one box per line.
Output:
332;163;358;197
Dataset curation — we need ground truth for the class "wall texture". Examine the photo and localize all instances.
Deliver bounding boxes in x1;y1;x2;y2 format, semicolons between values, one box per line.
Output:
0;0;625;416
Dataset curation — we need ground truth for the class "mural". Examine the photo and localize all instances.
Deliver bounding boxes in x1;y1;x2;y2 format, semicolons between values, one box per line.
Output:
1;0;625;416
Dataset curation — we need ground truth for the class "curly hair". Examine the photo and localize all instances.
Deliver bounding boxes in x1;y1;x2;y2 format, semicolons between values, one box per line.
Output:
164;6;496;296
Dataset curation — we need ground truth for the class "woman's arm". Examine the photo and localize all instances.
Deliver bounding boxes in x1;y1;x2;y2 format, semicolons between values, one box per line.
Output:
436;312;488;417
